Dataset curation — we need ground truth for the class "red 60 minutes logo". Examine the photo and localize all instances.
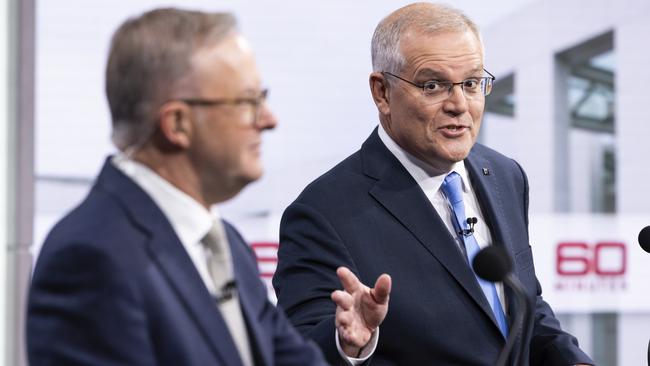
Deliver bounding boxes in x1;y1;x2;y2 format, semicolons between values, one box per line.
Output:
556;242;627;276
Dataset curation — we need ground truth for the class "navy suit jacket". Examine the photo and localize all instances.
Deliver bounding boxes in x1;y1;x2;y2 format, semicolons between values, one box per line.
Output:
274;129;593;366
27;158;328;366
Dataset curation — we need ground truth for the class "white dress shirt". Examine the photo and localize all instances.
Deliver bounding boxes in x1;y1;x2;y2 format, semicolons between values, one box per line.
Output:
377;124;506;309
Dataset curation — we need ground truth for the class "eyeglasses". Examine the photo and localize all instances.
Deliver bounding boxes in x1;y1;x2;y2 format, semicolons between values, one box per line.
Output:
178;88;269;127
382;70;495;104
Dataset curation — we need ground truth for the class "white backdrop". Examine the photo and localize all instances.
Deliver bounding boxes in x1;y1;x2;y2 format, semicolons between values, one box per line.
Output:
34;0;537;221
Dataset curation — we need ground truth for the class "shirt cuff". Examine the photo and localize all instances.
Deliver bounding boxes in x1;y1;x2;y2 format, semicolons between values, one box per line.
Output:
334;328;379;365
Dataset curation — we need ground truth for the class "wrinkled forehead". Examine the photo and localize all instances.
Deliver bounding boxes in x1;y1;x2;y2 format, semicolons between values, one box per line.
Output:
397;29;484;74
399;27;483;58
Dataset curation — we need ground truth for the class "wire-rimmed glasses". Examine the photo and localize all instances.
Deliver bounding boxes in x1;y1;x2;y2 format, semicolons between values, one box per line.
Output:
382;70;495;104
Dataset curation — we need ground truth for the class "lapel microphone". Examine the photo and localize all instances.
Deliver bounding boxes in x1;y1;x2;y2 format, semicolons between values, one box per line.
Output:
458;217;478;237
215;280;237;304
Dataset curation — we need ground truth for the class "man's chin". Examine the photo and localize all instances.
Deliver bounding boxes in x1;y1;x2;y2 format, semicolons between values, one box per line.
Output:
240;167;264;186
444;144;473;163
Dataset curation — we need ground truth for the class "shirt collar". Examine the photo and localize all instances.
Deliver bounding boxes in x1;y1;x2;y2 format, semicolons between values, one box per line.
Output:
111;154;218;246
377;123;470;194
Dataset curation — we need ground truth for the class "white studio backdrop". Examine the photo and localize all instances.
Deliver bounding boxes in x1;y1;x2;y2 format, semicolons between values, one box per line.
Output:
33;0;538;246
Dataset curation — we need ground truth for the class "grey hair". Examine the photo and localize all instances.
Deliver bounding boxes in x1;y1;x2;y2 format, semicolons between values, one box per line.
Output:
105;8;238;151
371;2;482;74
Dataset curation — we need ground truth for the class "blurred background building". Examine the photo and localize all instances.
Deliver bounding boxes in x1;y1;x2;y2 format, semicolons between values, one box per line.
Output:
2;0;649;365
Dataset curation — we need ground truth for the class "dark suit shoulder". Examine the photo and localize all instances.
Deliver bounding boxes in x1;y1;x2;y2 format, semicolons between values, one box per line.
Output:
33;181;157;301
27;182;159;366
30;177;150;300
42;184;146;255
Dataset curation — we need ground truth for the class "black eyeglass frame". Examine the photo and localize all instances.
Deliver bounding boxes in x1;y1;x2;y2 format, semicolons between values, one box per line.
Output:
175;88;269;127
382;70;496;98
178;88;269;108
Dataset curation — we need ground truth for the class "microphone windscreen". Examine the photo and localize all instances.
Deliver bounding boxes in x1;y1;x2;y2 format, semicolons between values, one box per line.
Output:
473;245;513;282
638;226;650;253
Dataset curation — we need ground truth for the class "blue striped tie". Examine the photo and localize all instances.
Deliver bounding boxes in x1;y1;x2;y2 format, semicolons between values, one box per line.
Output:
441;172;509;337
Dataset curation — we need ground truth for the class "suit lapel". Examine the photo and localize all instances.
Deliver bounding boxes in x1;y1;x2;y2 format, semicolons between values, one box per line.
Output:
465;151;519;324
226;225;272;366
361;132;501;331
146;233;244;366
465;152;514;258
97;159;244;366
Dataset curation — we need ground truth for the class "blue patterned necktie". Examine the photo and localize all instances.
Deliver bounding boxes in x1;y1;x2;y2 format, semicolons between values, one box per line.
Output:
441;172;509;337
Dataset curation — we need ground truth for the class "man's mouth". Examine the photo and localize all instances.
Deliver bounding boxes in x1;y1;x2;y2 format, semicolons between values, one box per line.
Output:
445;125;465;131
441;124;469;131
438;124;470;137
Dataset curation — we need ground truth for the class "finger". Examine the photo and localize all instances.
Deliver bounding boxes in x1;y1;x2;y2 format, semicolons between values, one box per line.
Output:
331;290;354;310
339;328;361;346
337;266;363;294
339;325;369;348
370;273;392;305
336;310;354;328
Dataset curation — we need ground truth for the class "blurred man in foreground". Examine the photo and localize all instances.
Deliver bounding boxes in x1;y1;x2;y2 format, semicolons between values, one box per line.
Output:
274;3;593;365
27;8;389;366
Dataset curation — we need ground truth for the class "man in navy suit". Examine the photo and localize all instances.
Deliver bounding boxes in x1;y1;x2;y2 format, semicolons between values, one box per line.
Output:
274;3;594;365
27;8;391;366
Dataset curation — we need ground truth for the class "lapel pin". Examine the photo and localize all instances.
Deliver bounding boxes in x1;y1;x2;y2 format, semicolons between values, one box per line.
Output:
482;168;491;176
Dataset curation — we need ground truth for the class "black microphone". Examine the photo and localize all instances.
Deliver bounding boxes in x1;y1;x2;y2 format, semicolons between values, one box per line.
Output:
638;226;650;253
459;217;478;237
215;280;237;304
473;245;531;366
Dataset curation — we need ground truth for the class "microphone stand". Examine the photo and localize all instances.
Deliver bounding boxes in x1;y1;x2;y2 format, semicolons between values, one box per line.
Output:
496;274;530;366
472;245;533;366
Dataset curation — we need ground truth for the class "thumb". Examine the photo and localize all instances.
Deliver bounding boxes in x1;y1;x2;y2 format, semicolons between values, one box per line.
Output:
370;273;391;305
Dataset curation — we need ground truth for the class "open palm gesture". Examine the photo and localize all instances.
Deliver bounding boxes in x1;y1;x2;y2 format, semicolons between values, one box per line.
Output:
331;267;391;357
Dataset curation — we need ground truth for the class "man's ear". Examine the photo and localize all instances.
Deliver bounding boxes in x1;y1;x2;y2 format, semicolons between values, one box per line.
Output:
158;101;193;149
369;72;391;116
